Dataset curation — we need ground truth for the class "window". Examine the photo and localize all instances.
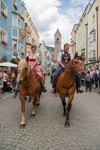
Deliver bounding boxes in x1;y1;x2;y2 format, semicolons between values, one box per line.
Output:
0;1;7;19
12;51;19;57
93;31;96;42
0;28;7;46
92;14;95;23
89;30;96;43
26;35;31;44
12;15;20;27
12;28;19;38
93;50;96;57
89;50;96;58
12;39;18;50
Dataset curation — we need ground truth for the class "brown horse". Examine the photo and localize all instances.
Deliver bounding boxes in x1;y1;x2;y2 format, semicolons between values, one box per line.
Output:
56;52;85;127
17;57;42;127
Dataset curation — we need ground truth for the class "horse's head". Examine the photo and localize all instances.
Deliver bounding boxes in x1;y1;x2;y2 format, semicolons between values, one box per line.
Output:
17;57;30;84
71;52;85;76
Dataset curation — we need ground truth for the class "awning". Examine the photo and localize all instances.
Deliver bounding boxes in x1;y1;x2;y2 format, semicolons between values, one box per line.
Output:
0;62;17;67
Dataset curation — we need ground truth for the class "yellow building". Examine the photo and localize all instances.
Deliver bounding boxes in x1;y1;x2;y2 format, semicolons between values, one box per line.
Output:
25;10;40;54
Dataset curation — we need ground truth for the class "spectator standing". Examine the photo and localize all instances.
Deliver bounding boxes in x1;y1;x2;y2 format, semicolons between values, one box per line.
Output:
2;70;8;93
97;69;100;93
85;71;92;92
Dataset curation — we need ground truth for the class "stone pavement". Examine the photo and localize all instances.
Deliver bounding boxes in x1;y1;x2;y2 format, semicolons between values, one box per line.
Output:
0;77;100;150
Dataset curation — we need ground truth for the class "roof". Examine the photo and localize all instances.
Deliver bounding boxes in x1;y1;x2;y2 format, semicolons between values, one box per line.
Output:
46;46;55;52
46;46;63;52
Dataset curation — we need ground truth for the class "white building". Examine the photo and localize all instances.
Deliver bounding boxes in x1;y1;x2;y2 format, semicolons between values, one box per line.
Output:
39;41;52;74
88;0;98;63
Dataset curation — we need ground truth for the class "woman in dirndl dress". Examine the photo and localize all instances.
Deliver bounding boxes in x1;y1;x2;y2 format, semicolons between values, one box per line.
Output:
28;45;47;92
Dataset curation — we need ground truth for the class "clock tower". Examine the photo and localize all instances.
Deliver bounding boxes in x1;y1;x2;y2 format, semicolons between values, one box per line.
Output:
54;29;61;59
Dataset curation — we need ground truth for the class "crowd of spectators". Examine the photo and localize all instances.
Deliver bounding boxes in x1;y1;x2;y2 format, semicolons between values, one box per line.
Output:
81;67;100;93
0;68;17;94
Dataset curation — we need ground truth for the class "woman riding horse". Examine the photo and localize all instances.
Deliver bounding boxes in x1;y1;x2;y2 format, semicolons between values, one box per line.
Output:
28;45;47;93
52;43;83;93
17;57;42;127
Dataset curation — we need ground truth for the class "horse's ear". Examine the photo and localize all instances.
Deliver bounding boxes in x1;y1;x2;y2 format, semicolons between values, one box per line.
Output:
74;52;79;58
26;56;29;63
16;56;20;62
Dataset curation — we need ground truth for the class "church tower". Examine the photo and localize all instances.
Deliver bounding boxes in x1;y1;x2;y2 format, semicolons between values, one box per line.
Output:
54;29;61;59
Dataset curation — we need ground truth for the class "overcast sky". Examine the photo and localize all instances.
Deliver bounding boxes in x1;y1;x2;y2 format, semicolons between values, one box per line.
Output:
23;0;93;48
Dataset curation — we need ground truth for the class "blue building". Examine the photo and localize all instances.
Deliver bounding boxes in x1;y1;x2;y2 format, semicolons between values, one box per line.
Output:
0;0;25;62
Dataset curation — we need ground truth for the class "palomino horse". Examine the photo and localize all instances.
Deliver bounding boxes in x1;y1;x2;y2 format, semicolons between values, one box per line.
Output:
17;57;42;127
56;52;85;127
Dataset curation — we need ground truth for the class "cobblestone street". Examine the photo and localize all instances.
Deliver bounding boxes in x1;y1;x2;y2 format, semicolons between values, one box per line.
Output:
0;77;100;150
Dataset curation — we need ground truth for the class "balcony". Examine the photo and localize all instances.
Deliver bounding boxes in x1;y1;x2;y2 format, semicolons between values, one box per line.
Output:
1;40;7;46
21;52;24;55
89;57;96;61
1;11;7;19
26;41;31;46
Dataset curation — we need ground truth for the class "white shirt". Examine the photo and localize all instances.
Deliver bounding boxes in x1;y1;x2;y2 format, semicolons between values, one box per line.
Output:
3;73;7;82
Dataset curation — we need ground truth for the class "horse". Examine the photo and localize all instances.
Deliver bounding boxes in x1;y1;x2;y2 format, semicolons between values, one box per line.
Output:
55;52;85;127
17;57;42;127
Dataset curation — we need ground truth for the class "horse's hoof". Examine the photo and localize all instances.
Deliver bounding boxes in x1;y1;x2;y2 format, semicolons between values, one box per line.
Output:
20;124;26;128
65;121;67;127
63;113;66;116
31;114;36;117
36;103;40;106
67;122;70;127
65;121;70;127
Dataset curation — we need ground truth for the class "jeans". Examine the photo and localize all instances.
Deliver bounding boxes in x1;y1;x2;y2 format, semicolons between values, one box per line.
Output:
52;65;64;88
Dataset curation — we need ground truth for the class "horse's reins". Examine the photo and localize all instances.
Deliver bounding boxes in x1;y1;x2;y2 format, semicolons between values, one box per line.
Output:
18;68;40;95
58;70;75;90
58;60;82;90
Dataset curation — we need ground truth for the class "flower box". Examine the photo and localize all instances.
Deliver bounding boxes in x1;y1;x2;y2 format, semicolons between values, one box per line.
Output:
21;52;24;55
13;3;18;10
26;42;31;46
1;11;7;19
1;41;7;46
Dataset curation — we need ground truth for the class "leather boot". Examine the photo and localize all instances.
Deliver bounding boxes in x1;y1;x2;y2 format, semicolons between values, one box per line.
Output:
52;88;56;94
40;78;47;93
77;87;83;93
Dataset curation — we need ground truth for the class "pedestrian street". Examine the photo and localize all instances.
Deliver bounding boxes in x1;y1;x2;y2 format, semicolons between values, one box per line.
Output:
0;77;100;150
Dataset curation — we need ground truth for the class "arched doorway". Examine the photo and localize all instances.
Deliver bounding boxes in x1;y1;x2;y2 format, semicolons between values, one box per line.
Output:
0;56;8;62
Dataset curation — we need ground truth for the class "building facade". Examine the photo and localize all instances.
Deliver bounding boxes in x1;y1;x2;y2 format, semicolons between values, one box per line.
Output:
39;41;52;74
88;0;98;63
98;0;100;61
0;0;25;62
75;4;91;63
25;10;39;55
70;24;77;56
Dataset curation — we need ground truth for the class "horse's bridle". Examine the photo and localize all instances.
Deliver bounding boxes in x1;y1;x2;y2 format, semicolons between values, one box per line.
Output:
58;60;83;90
18;67;40;95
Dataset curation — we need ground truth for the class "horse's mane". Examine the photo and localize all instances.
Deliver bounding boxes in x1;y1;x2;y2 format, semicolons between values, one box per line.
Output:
18;59;30;76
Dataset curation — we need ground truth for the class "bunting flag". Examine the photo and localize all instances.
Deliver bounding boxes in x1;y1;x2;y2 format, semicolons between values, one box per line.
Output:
19;25;31;40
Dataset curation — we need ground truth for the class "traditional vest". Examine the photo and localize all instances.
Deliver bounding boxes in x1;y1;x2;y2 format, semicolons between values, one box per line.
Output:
61;52;71;63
